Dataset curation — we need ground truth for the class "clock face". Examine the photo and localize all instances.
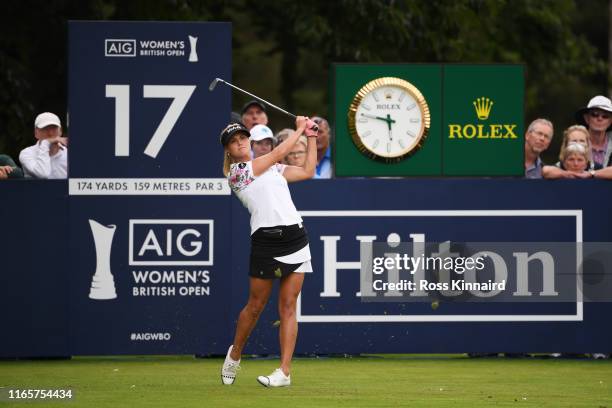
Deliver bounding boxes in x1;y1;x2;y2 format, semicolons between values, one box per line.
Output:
348;77;430;163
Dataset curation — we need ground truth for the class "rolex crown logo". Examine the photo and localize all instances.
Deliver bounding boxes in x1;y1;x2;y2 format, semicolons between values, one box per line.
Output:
473;97;493;120
384;90;393;100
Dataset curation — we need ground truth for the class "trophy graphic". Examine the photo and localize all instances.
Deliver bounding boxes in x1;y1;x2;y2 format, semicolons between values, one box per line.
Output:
188;35;198;62
88;219;117;300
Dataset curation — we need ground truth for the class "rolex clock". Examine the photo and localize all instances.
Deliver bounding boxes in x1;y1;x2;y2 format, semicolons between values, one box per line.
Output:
348;77;430;163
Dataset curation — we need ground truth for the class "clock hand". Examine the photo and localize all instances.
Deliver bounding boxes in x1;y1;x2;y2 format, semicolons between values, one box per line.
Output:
385;113;395;134
360;112;390;122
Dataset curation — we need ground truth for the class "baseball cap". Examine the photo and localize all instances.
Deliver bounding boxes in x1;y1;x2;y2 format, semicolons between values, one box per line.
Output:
250;124;274;142
241;100;266;115
219;122;250;146
585;95;612;113
35;112;61;129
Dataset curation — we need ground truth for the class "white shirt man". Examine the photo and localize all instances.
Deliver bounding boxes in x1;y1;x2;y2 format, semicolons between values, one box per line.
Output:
19;112;68;179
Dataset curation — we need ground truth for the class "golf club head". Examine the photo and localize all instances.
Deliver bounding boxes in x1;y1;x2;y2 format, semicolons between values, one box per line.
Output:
208;78;221;92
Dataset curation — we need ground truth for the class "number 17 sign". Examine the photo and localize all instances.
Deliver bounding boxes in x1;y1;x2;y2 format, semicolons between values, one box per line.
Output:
68;21;231;190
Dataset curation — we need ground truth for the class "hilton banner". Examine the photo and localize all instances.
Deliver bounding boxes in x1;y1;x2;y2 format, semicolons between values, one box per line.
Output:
2;179;612;356
233;179;612;355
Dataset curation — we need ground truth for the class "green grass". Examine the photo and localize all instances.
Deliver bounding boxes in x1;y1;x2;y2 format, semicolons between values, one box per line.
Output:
0;355;610;407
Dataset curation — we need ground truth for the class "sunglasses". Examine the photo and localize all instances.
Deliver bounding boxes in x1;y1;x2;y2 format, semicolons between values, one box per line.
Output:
589;110;612;119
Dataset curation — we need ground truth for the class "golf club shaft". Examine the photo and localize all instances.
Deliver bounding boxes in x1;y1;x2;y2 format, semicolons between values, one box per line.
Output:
215;78;296;119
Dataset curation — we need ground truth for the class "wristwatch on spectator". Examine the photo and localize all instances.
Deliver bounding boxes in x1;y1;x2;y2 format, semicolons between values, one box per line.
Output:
589;169;596;178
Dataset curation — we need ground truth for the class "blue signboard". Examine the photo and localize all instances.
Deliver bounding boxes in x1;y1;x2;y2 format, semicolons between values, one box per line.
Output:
68;21;231;179
67;21;232;354
1;179;612;356
0;22;609;357
233;179;612;355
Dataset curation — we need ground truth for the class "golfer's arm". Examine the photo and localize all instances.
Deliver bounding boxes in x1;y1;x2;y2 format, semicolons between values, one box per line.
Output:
252;126;305;176
302;137;317;176
283;137;317;182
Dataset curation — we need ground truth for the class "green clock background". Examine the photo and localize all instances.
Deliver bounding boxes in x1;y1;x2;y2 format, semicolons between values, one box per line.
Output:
333;64;442;177
443;65;524;176
333;64;524;177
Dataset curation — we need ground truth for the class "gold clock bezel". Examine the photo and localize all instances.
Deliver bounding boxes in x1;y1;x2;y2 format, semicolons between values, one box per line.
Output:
347;77;430;163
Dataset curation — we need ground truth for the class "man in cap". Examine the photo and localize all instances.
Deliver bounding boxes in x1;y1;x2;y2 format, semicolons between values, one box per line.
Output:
575;95;612;168
19;112;68;179
250;124;275;158
241;100;269;130
524;118;554;179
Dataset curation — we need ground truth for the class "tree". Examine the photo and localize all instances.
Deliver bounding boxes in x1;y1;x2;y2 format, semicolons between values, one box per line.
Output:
0;0;607;165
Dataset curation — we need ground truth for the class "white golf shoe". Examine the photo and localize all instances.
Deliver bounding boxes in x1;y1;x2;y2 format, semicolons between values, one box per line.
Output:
221;345;241;385
257;368;291;387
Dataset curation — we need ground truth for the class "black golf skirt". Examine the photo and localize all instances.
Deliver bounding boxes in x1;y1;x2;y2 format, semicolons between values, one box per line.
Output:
250;223;310;279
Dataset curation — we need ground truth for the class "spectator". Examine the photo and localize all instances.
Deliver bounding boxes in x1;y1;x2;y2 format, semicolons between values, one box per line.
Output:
544;126;612;179
575;95;612;168
231;111;243;125
285;136;308;167
275;128;293;147
542;142;612;179
250;124;274;158
241;100;268;130
311;116;332;178
19;112;67;179
542;125;596;178
524;118;553;178
559;125;596;169
558;143;589;174
0;154;24;179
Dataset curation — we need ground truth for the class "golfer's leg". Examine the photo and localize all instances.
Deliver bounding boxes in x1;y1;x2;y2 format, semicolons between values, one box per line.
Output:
278;272;305;375
230;277;273;361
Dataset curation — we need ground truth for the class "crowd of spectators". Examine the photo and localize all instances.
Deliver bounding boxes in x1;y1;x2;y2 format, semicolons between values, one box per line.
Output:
230;100;333;179
525;95;612;180
7;94;612;182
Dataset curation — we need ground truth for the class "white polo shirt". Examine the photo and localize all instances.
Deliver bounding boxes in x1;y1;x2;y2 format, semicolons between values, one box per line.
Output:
228;161;302;235
19;140;68;179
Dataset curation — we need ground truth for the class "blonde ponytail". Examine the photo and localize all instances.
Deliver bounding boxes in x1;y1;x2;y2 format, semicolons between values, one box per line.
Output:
223;152;232;176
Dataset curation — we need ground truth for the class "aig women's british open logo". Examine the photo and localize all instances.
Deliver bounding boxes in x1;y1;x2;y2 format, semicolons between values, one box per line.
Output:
88;219;118;300
88;219;214;300
104;35;198;61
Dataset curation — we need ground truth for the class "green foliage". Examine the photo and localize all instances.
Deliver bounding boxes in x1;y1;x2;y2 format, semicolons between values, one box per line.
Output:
0;0;607;164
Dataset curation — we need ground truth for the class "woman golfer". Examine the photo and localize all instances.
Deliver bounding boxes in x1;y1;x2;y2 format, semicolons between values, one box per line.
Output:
219;116;317;387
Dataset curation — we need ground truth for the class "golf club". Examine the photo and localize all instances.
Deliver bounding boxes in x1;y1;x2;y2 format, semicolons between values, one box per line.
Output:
209;77;318;131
